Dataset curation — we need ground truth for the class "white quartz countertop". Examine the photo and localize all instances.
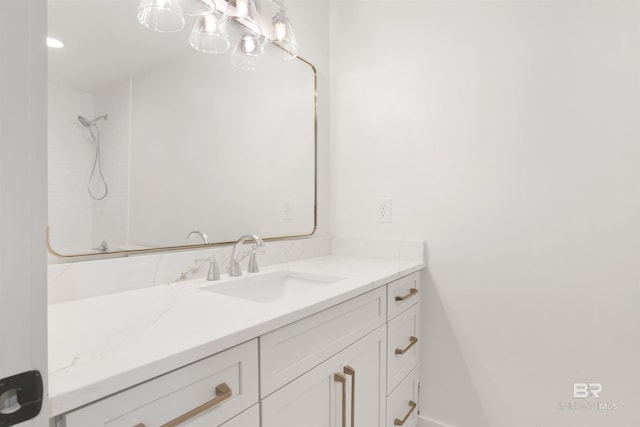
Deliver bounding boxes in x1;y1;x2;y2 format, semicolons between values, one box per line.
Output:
48;255;424;416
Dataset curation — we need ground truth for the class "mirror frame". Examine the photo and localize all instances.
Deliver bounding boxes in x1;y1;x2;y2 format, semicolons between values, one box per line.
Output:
47;55;318;259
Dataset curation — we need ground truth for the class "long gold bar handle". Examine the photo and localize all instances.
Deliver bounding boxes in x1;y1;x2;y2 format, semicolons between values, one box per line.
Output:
393;400;417;426
157;383;232;427
395;336;418;355
343;365;355;427
334;373;346;427
395;288;418;302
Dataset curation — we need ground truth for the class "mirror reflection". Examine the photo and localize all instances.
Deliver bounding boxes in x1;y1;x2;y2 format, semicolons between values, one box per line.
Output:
47;0;316;256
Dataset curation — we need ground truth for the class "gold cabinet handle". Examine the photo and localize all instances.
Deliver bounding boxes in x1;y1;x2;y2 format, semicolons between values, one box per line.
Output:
134;425;146;427
395;288;418;302
395;336;418;355
343;366;355;427
147;382;233;427
394;400;417;426
334;373;347;427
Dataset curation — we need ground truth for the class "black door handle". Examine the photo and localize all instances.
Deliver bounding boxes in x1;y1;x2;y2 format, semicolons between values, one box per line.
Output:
0;371;43;427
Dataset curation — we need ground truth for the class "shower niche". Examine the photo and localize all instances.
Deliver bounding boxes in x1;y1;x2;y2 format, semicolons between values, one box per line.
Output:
47;0;316;257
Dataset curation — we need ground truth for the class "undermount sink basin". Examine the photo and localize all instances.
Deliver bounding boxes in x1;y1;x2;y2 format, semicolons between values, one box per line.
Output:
199;271;344;303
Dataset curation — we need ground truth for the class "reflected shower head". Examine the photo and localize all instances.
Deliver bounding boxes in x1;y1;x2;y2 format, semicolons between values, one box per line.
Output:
78;115;92;128
78;114;108;128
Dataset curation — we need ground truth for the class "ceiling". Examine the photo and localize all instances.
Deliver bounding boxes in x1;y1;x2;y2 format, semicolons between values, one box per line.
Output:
48;0;196;93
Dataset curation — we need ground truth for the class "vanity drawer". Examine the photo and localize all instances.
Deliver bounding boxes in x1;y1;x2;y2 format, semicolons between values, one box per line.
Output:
386;367;419;427
387;272;420;320
260;287;386;396
387;303;420;394
64;340;259;427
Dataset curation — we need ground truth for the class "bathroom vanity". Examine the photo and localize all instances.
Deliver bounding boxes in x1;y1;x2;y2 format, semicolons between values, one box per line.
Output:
48;254;423;427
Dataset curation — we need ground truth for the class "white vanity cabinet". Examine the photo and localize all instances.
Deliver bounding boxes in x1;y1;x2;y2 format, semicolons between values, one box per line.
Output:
260;286;387;427
261;271;422;427
386;271;421;427
60;340;259;427
260;287;387;396
54;269;423;427
220;404;260;427
386;368;419;427
261;325;387;427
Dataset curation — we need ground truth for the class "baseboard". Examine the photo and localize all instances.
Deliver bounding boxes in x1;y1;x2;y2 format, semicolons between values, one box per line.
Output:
418;414;457;427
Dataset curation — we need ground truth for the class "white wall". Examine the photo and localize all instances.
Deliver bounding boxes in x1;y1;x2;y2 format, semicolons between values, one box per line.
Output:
330;1;640;426
0;0;49;424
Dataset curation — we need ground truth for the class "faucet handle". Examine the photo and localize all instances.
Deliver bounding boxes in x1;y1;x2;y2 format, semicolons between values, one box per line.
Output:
196;256;220;281
247;246;262;273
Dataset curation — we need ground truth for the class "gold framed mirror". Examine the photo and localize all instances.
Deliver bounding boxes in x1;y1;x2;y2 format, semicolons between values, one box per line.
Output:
47;0;317;258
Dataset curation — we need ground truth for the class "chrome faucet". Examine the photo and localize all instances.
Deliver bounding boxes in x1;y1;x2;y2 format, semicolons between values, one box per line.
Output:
93;240;108;252
186;230;209;244
187;230;220;281
228;234;265;277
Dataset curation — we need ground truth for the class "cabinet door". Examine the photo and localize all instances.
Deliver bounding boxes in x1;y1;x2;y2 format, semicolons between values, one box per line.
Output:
261;358;341;427
220;404;260;427
343;326;387;427
262;326;386;427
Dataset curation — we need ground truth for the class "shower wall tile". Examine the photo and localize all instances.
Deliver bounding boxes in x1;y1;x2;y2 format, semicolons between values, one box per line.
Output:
92;79;131;251
49;80;133;256
48;83;95;254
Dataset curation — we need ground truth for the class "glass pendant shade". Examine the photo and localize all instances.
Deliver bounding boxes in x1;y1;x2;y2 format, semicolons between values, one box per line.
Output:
138;0;300;69
263;12;298;60
230;35;264;70
137;0;185;32
178;0;215;16
189;12;230;54
223;0;262;40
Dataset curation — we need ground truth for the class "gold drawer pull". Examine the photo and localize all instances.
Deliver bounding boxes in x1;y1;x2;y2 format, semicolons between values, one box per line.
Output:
153;382;232;427
395;288;418;302
334;373;347;427
394;400;417;426
395;336;418;355
343;365;356;427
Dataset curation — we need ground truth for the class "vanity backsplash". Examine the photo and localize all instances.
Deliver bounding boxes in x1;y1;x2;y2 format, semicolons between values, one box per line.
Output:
48;237;331;304
48;237;425;304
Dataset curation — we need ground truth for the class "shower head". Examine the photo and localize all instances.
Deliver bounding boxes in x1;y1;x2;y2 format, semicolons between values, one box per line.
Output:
78;115;92;128
78;114;108;128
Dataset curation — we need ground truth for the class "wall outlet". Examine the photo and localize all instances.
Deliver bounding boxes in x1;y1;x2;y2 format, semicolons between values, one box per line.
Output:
283;199;293;221
375;197;392;223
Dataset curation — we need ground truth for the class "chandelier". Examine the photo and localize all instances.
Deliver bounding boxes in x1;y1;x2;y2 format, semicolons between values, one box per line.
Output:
137;0;298;70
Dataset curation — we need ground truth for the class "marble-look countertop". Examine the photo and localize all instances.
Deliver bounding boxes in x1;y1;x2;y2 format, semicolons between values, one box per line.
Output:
48;255;424;416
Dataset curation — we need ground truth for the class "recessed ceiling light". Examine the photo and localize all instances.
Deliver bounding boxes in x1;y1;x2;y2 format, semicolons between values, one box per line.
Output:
47;37;64;48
